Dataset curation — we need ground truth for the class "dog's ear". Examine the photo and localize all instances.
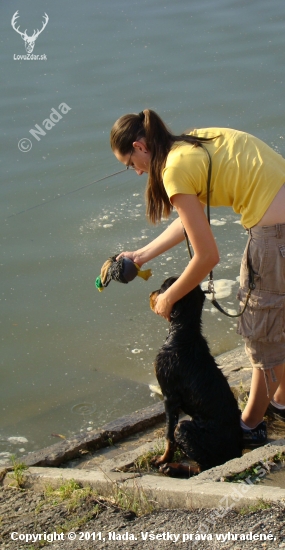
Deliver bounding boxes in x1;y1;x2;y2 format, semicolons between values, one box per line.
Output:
170;300;183;320
170;285;205;321
160;276;178;292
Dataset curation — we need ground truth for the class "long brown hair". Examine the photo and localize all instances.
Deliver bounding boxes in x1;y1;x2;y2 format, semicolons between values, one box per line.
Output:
110;109;215;224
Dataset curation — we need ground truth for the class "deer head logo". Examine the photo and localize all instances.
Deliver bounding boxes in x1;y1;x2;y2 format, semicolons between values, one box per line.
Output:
11;11;49;54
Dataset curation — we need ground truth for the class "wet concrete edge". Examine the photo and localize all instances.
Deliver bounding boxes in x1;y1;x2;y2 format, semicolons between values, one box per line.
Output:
1;402;165;469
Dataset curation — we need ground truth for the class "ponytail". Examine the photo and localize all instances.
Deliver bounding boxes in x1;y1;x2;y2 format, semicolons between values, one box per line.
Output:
110;109;215;224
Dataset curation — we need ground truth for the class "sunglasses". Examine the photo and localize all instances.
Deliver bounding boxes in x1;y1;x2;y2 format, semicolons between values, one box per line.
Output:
126;149;134;170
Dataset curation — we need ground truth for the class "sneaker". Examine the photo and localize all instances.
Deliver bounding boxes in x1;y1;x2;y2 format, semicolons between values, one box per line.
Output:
242;421;267;446
266;402;285;421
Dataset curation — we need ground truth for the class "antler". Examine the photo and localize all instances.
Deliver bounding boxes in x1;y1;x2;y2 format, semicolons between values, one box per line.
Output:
11;11;28;39
32;13;49;39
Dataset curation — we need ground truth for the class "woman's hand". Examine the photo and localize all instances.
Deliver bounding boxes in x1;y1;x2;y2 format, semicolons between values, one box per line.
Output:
116;250;143;267
154;292;173;321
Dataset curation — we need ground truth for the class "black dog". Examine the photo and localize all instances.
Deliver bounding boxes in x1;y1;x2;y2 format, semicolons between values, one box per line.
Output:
149;277;243;476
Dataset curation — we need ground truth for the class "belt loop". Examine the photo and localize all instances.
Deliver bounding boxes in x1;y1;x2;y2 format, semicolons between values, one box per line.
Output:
276;224;281;239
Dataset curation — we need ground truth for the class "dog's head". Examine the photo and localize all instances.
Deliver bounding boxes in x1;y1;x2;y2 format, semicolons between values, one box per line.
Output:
150;276;205;322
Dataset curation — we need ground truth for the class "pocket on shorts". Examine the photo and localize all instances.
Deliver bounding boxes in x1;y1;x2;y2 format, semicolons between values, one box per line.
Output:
236;289;285;342
261;241;285;293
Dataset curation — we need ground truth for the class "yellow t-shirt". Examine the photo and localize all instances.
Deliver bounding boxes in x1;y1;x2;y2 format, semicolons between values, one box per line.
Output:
162;128;285;228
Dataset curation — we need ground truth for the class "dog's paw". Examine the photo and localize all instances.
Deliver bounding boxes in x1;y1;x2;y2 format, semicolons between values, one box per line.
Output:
158;463;182;477
150;454;166;467
159;462;200;478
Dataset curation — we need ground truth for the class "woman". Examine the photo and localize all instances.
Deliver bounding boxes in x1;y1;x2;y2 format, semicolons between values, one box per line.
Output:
110;109;285;445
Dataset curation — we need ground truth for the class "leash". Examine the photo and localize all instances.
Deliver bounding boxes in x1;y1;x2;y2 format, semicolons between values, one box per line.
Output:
184;142;255;318
7;168;128;219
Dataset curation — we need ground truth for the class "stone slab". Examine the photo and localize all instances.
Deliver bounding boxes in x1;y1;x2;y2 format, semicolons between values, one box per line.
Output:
136;475;285;510
9;459;285;512
190;439;285;482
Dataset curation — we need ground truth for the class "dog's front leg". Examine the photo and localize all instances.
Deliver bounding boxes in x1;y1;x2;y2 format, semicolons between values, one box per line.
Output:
151;397;179;467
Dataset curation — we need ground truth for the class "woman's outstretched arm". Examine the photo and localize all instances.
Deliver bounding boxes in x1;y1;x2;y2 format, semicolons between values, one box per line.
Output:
116;216;185;266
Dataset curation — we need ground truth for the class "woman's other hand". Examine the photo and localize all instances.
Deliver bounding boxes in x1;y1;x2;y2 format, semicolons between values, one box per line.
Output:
154;292;173;321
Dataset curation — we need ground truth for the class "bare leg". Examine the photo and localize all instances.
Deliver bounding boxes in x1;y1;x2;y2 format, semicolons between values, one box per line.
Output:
242;363;285;428
273;364;285;404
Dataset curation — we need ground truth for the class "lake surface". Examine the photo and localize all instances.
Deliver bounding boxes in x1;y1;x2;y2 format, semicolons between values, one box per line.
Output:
1;0;285;459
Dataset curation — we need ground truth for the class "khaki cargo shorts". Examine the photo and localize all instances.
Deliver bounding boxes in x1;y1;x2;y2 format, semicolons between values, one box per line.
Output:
237;223;285;381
